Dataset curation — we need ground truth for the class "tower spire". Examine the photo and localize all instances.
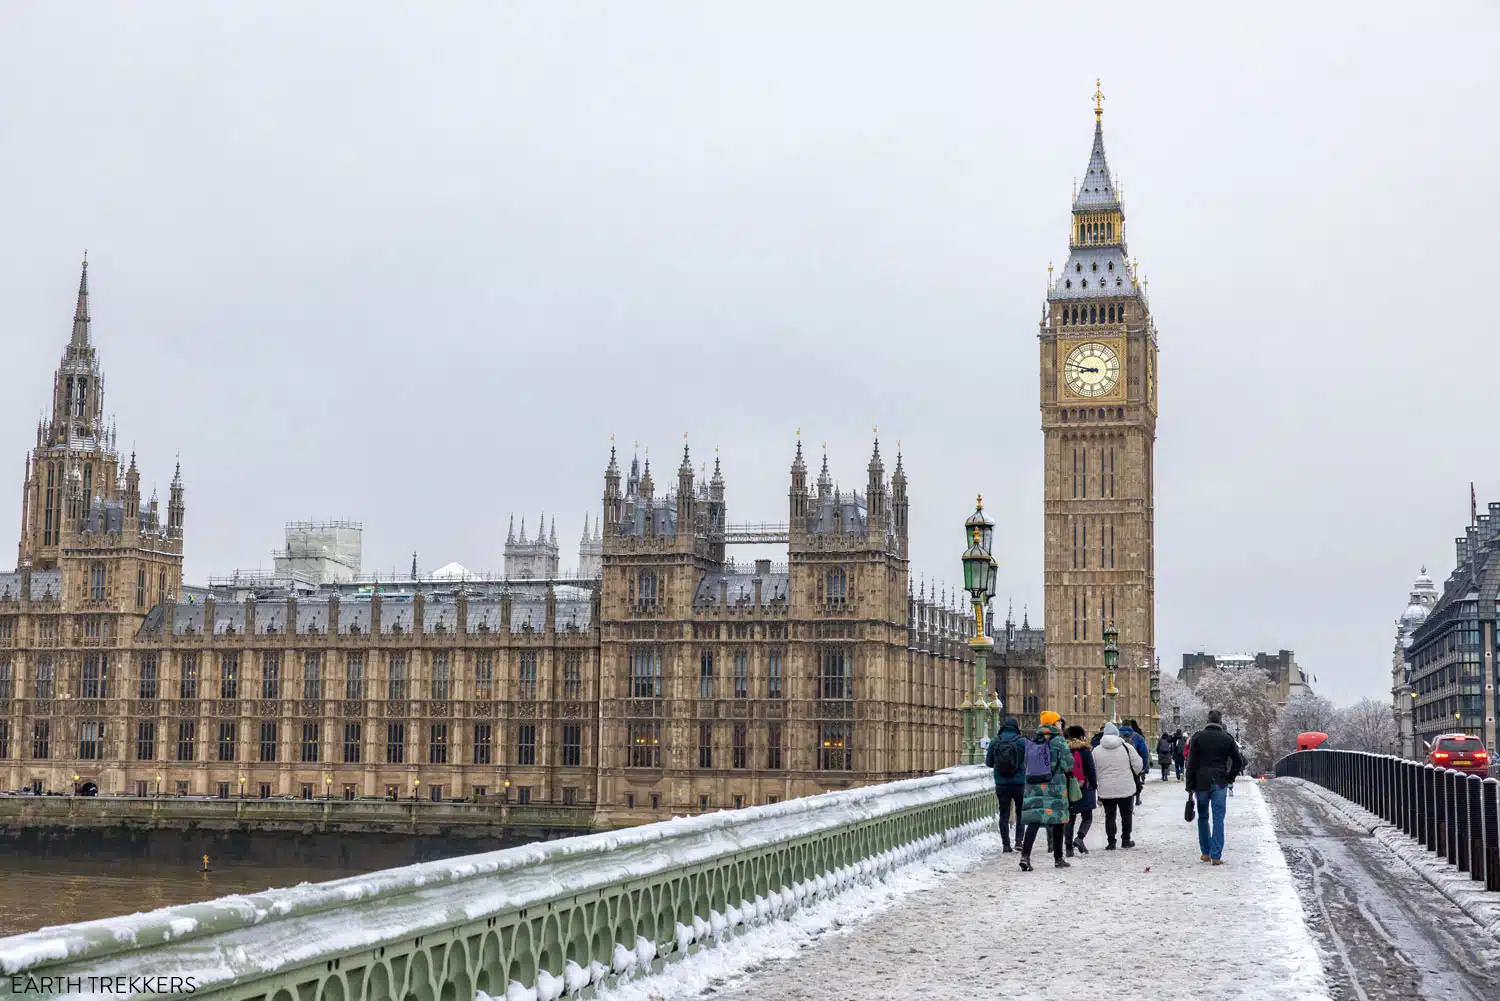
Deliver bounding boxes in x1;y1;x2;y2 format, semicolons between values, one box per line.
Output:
70;253;91;350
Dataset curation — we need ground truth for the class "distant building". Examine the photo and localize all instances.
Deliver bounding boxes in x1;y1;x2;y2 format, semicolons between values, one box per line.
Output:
1392;568;1438;758
1178;650;1310;708
1405;502;1500;754
986;605;1046;730
503;515;559;579
273;521;362;585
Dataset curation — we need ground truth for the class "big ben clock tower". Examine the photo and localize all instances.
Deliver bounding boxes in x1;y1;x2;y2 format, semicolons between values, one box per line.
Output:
1040;83;1158;730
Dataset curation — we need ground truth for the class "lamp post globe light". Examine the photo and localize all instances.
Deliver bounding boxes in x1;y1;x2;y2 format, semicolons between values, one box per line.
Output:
961;496;1000;765
1102;620;1120;725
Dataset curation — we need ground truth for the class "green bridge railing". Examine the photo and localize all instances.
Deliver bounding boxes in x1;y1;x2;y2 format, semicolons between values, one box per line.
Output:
0;766;994;1001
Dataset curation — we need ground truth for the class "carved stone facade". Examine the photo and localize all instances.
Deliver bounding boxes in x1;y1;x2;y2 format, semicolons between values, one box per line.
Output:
0;264;969;817
1039;96;1159;730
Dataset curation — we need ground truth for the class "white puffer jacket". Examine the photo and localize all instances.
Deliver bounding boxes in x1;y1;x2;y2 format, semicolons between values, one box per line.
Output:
1093;733;1143;800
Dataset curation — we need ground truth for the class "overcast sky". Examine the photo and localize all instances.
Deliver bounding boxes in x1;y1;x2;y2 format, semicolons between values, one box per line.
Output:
2;3;1495;706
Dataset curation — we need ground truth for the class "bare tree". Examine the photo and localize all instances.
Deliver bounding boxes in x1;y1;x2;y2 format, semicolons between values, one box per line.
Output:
1160;673;1206;735
1190;666;1278;772
1270;692;1337;759
1331;698;1398;754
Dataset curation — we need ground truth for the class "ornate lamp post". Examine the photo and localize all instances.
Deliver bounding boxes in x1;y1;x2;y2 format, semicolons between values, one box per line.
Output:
1149;655;1162;744
961;497;1000;765
1103;620;1120;725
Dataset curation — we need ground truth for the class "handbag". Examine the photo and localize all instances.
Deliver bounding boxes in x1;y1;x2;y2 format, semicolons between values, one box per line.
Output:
1184;792;1196;823
1067;775;1082;802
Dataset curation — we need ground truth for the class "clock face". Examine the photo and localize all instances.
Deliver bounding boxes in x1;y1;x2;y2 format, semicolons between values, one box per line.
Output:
1064;341;1121;398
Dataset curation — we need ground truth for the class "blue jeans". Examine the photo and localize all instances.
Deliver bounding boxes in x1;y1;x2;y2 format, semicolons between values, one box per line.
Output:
1195;784;1228;860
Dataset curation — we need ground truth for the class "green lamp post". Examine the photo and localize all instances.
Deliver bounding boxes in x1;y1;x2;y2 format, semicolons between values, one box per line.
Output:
961;496;1000;765
1103;620;1120;725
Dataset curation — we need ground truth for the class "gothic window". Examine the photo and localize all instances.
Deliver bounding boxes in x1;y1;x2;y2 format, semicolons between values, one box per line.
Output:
90;563;105;601
81;654;106;699
1072;520;1078;569
218;721;237;762
1107;305;1114;322
1108;260;1115;271
562;723;582;767
563;651;582;699
698;723;713;768
43;464;55;545
519;651;537;700
767;722;783;769
301;723;320;763
73;378;87;418
345;653;365;700
1089;305;1097;323
819;723;852;771
220;652;239;699
158;571;167;603
301;652;321;701
385;723;405;764
0;657;11;700
732;724;748;769
768;649;783;699
734;650;748;698
474;651;493;700
826;568;848;607
79;720;102;760
388;654;407;700
136;570;146;608
699;649;714;699
260;721;278;762
627;721;660;767
1076;263;1082;272
178;653;198;700
1091;261;1098;272
637;571;657;608
177;721;197;762
136;721;155;762
1082;449;1088;498
820;647;852;700
431;652;451;700
1065;280;1072;289
261;653;280;699
629;647;662;698
344;723;362;764
32;720;50;760
1082;521;1088;568
472;724;492;764
516;724;536;765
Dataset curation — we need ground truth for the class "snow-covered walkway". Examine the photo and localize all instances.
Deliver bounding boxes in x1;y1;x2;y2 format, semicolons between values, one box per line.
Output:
597;779;1330;1001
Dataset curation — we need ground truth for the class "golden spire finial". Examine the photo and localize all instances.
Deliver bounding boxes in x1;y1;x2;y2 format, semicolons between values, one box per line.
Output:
1093;78;1105;121
976;494;983;509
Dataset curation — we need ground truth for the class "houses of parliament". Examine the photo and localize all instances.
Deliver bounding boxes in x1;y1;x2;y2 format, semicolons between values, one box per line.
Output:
0;95;1157;822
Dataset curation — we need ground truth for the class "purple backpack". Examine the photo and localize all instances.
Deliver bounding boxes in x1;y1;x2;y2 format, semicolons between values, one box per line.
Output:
1024;736;1053;784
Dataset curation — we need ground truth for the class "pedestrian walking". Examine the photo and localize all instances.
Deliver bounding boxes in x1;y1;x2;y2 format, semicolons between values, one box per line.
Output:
1093;722;1142;849
1172;730;1186;780
1156;731;1176;782
1185;710;1247;865
1120;720;1150;804
1064;724;1097;855
984;715;1027;852
1019;711;1074;871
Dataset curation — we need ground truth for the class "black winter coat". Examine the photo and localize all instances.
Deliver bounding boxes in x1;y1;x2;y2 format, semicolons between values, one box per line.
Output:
1185;724;1245;792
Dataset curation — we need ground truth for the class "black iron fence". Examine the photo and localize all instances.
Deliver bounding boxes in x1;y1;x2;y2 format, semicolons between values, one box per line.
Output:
1274;749;1500;891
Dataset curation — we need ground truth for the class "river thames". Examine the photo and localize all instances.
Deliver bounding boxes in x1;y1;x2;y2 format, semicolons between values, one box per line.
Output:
0;854;372;937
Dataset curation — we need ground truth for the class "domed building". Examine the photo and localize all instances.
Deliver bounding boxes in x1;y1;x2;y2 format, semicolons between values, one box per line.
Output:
1392;568;1439;757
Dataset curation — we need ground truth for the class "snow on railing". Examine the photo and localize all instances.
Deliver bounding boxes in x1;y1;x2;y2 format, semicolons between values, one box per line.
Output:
0;767;995;1001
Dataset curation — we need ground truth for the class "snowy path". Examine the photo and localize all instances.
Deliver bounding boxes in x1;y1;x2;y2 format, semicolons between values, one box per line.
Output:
597;779;1328;1001
1264;779;1500;1001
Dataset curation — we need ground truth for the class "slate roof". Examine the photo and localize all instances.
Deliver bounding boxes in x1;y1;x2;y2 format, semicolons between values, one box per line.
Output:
1050;246;1132;301
694;570;790;606
1073;121;1119;211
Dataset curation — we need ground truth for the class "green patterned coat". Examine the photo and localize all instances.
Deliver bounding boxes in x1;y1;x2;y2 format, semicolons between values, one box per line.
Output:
1020;724;1073;826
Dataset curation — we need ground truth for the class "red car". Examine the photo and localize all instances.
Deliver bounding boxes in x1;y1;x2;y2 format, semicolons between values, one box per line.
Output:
1426;733;1491;776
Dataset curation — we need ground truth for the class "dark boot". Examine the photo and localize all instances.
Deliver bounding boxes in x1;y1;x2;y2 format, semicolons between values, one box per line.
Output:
1018;854;1033;872
1121;838;1136;849
1074;838;1089;855
1105;841;1117;850
1054;857;1072;868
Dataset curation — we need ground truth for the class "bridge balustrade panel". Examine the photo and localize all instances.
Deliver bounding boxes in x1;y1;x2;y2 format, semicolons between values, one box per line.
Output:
0;767;995;1001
